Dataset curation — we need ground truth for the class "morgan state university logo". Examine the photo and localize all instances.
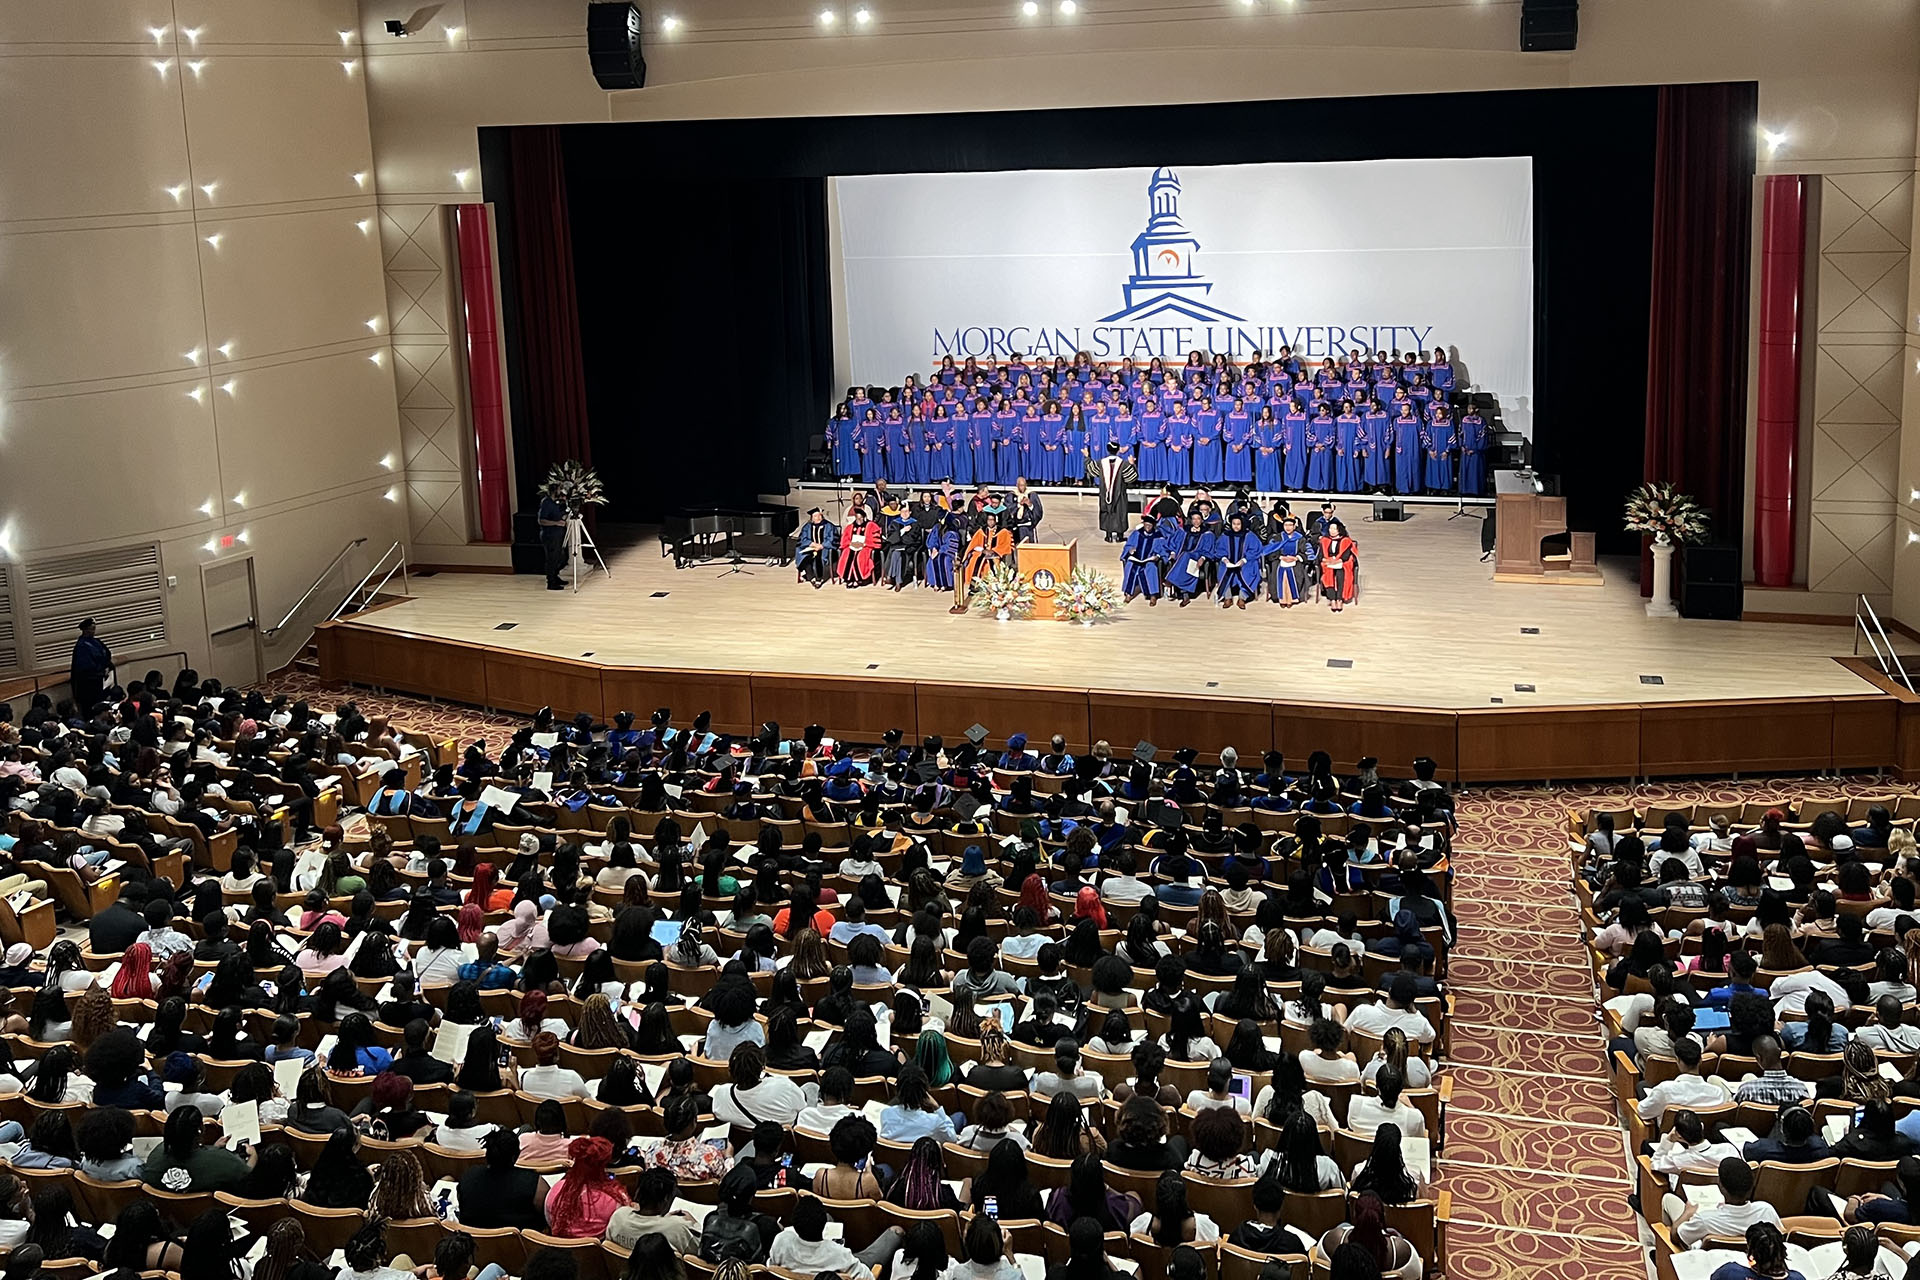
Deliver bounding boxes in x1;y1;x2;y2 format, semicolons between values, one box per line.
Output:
1101;167;1246;326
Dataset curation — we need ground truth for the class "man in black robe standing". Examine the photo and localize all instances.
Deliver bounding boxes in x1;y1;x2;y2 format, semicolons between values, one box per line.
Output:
1089;442;1136;543
70;617;112;714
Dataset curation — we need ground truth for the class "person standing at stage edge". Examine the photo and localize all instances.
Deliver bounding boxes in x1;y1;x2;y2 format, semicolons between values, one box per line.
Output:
69;618;112;714
538;484;569;590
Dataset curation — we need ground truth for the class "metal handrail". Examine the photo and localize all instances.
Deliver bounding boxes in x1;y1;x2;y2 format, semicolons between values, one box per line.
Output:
266;538;367;637
329;542;408;622
1855;595;1914;692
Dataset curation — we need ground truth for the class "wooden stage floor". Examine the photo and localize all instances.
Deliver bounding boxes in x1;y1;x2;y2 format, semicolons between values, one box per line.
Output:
376;499;1874;711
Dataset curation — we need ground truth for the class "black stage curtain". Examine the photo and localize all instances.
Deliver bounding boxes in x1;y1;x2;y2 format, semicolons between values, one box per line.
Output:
483;84;1730;543
1642;82;1759;585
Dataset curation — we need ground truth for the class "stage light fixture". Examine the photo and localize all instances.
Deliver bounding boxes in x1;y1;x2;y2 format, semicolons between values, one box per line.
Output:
819;9;836;25
854;7;872;23
1021;1;1039;14
1058;1;1077;14
385;18;410;37
660;14;681;30
1760;127;1787;155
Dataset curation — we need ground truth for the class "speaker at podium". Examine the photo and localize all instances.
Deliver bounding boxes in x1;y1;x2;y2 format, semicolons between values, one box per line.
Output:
1016;541;1078;620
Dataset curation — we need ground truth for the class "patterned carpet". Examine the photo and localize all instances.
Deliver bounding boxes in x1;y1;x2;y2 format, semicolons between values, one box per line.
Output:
266;671;1914;1279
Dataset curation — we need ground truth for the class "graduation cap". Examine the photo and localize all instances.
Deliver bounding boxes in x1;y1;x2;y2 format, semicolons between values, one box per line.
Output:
693;711;711;733
883;728;902;746
964;723;989;747
1149;802;1183;832
1357;756;1378;770
1132;740;1157;764
651;708;672;727
1174;747;1198;766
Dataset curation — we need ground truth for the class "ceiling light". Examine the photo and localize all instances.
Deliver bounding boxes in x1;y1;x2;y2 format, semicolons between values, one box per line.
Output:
381;454;396;470
357;219;372;234
149;25;169;42
1760;127;1788;154
854;7;872;23
453;169;472;187
186;60;205;76
153;59;172;76
366;317;381;331
443;25;463;40
660;14;681;30
166;185;187;202
1021;1;1038;13
182;26;202;44
198;500;215;516
385;487;400;502
369;351;384;365
340;29;355;43
342;59;358;73
199;181;217;198
353;171;368;187
231;492;246;507
1058;1;1077;14
819;8;836;23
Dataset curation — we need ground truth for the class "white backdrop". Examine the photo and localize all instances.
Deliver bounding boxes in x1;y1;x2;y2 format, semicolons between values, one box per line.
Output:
831;157;1534;423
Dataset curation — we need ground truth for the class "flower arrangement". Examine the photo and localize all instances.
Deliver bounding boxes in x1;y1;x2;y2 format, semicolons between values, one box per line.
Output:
1055;565;1121;624
1623;482;1709;545
541;460;607;513
967;561;1034;620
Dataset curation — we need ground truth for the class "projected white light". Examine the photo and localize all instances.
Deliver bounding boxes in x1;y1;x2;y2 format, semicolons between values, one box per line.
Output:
819;8;836;24
1021;1;1038;14
660;15;681;30
1058;1;1076;14
354;172;369;187
204;233;223;248
184;348;201;365
854;7;872;23
453;169;473;188
1760;127;1788;155
216;342;233;358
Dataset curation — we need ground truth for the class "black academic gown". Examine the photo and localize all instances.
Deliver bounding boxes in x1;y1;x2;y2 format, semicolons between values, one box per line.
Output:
1091;452;1136;537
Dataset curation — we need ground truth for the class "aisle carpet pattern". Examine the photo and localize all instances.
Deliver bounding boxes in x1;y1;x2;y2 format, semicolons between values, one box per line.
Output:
266;673;1909;1279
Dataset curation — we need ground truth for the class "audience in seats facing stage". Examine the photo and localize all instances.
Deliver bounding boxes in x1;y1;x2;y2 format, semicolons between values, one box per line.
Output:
0;681;1465;1280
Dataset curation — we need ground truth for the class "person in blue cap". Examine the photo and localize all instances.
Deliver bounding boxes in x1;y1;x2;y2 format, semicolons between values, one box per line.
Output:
997;734;1037;771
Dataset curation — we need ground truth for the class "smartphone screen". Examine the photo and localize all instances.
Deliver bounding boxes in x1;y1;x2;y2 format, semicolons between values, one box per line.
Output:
983;1195;999;1219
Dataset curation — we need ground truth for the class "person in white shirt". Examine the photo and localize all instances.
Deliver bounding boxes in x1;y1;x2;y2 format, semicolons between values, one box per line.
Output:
1345;976;1436;1044
712;1042;806;1128
1853;996;1920;1054
795;1068;858;1136
1768;966;1851;1017
1666;1153;1780;1248
1097;850;1153;904
765;1194;874;1279
1031;1040;1105;1103
518;1032;593;1101
1306;917;1367;957
1635;1038;1732;1124
1689;816;1735;856
1346;1067;1427;1139
1183;1058;1250;1116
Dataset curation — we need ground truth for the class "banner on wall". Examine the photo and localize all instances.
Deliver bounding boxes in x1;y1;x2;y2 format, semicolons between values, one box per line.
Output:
833;157;1535;426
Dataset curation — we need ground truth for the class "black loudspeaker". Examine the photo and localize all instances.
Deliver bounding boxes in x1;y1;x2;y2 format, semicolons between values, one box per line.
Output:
1680;542;1742;619
1372;502;1406;523
1520;0;1578;51
587;2;646;90
510;510;545;575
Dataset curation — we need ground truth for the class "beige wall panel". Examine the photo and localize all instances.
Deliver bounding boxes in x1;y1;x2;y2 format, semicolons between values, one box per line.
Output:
212;349;402;512
197;208;388;359
0;56;192;225
181;55;375;209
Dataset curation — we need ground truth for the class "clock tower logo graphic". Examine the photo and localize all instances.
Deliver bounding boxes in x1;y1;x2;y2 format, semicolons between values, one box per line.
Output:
1100;167;1246;325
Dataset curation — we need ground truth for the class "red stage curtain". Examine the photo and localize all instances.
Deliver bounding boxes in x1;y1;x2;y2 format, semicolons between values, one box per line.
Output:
506;125;593;498
1640;81;1758;592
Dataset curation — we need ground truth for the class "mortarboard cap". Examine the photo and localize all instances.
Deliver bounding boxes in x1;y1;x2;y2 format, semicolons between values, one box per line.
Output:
964;723;988;746
1132;740;1156;763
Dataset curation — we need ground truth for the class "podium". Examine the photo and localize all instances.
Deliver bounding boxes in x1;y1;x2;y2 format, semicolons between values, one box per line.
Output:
1491;470;1601;585
1016;541;1077;620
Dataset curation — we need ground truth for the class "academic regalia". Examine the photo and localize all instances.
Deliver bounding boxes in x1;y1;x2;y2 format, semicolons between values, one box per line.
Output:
1213;526;1267;603
448;796;493;836
1136;408;1165;484
796;516;839;584
1424;412;1456;492
1459;412;1487;496
1281;409;1309;491
882;515;920;588
1222;410;1253;485
1268;526;1309;606
959;524;1014;596
1319;533;1358;606
1037;412;1066;484
837;518;880;585
1189;407;1223;486
1120;522;1163;598
1162;412;1193;487
1253;416;1283;494
1360;406;1391;490
924;522;958;591
858;412;885;483
1162;526;1215;598
1334;412;1362;493
1091;449;1135;540
1305;412;1336;491
1012;494;1044;543
1391;411;1423;494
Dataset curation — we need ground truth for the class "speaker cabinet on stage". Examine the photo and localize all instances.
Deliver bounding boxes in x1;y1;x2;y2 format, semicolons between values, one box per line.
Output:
1521;0;1578;50
1372;502;1406;523
1680;543;1743;619
587;2;646;89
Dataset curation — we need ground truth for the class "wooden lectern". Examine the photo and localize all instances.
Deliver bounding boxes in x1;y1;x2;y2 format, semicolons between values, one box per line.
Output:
1491;471;1601;585
1017;541;1078;620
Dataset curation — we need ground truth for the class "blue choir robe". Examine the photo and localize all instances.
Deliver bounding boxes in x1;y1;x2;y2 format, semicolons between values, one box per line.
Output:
1281;411;1310;490
925;525;957;590
1222;411;1254;484
1391;412;1423;493
858;415;885;483
1120;526;1163;597
992;409;1019;487
885;414;912;484
1253;417;1284;492
1268;528;1309;604
829;415;856;476
1110;411;1138;458
1159;383;1187;418
1214;528;1267;600
1305;414;1337;491
1409;383;1433;415
1037;413;1066;483
1459;412;1487;495
1334;413;1363;492
797;518;838;575
1430;361;1455;392
1180;360;1208;387
924;421;953;482
1136;409;1166;483
1087;409;1113;454
1424;415;1456;491
967;410;995;484
1162;528;1216;595
1189;409;1222;485
1360;409;1391;488
1162;414;1194;487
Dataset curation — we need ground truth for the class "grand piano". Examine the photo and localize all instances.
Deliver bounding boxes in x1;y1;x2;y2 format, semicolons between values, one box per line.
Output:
661;504;799;568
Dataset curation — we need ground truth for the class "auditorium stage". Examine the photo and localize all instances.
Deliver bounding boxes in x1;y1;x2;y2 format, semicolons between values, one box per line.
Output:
358;498;1873;711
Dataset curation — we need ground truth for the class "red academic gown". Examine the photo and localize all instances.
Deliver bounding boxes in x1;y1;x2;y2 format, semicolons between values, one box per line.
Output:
1318;534;1358;602
838;519;880;582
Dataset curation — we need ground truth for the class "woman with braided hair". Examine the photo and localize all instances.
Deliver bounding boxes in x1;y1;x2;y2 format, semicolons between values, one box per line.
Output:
544;1135;631;1237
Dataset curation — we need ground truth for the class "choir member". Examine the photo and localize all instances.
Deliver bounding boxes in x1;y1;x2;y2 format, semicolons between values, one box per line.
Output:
1036;402;1065;483
1334;400;1363;493
1253;406;1283;494
1318;519;1358;612
1424;402;1456;493
1305;404;1336;492
1391;400;1423;495
857;407;885;483
884;406;911;485
1213;512;1266;610
829;402;856;478
1190;396;1222;487
1459;404;1487;496
926;406;954;484
1164;401;1193;487
837;506;881;586
1161;512;1214;607
1359;398;1391;491
1281;401;1309;492
1268;515;1308;607
1136;399;1166;485
1120;513;1163;604
796;507;837;588
1429;347;1455;392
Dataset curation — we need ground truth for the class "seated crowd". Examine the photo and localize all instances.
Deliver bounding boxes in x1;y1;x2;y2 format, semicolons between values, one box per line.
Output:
1584;796;1920;1275
0;685;1460;1280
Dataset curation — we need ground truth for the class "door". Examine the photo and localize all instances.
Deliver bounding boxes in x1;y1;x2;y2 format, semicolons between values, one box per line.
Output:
201;556;262;688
